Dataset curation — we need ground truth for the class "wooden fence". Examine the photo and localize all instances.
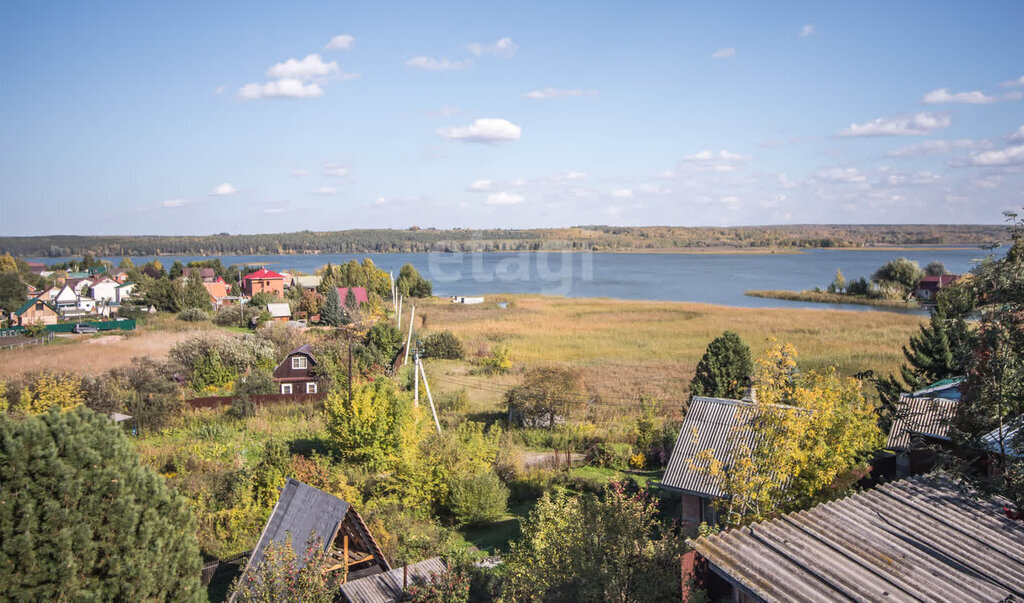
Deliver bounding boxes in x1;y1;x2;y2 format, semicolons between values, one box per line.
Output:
0;332;54;351
187;392;327;409
201;550;250;587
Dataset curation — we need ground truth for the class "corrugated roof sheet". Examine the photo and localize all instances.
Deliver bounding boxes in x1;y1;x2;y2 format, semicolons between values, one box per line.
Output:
338;557;447;603
243;478;351;579
689;473;1024;603
662;397;803;498
886;394;959;450
266;303;291;318
983;419;1023;458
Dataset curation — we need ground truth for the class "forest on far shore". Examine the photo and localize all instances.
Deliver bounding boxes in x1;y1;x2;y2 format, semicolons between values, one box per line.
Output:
0;223;1007;258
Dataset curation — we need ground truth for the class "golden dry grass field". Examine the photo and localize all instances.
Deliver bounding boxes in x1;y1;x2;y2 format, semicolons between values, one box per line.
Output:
416;295;925;416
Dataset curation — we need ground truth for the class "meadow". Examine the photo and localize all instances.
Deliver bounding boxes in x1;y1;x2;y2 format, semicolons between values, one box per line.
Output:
415;295;925;418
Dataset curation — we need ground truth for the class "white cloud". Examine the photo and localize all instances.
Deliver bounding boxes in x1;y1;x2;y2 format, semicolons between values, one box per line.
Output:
263;208;285;214
611;189;634;198
313;186;338;195
323;163;349;177
213;85;225;95
816;167;867;183
564;171;587;181
684;149;750;163
523;88;588;99
711;47;736;59
1000;75;1024;87
238;79;324;100
486;191;524;205
970;145;1024;166
466;37;518;57
211;183;237;196
406;56;472;71
161;199;187;208
438;118;521;144
886;138;987;157
324;34;354;50
922;88;999;104
799;24;815;37
467;179;492;191
292;169;309;177
838;113;950;137
1008;126;1024;143
267;54;338;80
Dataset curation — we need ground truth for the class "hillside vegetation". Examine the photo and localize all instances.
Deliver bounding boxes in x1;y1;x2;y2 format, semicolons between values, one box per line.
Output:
0;224;1005;257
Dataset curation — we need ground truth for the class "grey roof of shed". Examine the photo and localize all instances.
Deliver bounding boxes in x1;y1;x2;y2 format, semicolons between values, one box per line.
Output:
689;473;1024;603
886;394;959;450
244;478;350;578
661;397;801;499
338;557;447;603
983;419;1023;458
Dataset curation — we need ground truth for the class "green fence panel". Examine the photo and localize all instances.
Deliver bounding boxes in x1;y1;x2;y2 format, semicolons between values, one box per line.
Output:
45;320;136;333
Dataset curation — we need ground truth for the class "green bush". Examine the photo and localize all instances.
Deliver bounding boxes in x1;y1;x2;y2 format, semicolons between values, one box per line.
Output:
585;442;634;469
422;330;465;360
447;470;509;526
437;388;469;414
176;308;210;322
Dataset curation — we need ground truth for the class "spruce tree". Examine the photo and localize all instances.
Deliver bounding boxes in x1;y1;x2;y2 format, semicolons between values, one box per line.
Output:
0;407;202;600
344;287;358;312
689;331;753;399
321;286;344;326
899;306;957;389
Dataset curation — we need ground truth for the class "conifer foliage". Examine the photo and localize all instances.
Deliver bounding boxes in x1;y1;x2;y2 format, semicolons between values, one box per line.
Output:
0;407;202;600
689;330;753;399
320;286;346;327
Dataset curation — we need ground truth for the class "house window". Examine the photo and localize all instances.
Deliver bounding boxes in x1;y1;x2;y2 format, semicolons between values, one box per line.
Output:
291;356;308;370
306;382;317;394
281;383;293;395
36;302;44;310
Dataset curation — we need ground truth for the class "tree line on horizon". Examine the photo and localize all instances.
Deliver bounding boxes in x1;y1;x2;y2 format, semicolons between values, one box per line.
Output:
0;224;1006;257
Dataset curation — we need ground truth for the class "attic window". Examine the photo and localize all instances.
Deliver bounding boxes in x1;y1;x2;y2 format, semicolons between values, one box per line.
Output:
291;356;308;370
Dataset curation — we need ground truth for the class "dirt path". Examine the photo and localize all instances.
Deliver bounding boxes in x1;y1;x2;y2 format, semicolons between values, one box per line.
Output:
0;329;199;378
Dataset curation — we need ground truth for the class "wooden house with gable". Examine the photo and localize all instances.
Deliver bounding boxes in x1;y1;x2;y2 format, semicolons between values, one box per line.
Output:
229;479;390;602
272;343;319;395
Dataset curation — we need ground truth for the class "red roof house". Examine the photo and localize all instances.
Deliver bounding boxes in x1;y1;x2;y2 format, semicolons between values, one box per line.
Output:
915;274;960;301
337;287;369;307
243;268;285;297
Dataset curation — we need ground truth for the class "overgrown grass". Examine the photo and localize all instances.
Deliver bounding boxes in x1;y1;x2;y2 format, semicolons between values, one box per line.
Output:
745;289;917;309
416;295;925;416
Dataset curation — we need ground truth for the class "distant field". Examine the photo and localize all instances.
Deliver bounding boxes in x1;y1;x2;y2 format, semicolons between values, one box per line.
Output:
0;316;212;379
417;295;925;417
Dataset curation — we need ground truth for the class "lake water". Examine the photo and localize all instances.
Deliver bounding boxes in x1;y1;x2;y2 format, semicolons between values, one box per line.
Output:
31;246;998;313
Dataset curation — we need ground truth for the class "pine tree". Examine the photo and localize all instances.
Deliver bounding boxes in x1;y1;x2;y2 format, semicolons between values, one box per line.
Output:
689;331;753;399
321;286;344;326
899;307;957;389
182;273;211;310
0;407;202;600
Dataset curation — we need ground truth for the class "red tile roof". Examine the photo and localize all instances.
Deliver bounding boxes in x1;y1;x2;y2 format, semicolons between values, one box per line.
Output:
243;268;285;280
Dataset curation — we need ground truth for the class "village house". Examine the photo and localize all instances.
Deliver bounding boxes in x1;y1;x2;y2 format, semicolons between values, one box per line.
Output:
14;298;60;326
242;268;285;297
272;344;319;395
661;395;802;528
185;267;218;283
25;261;46;275
885;378;962;477
266;302;291;322
89;277;119;303
65;277;93;296
914;274;961;301
202;280;235;309
111;270;130;284
291;275;321;290
230;478;391;603
684;473;1024;602
338;557;448;602
337;286;369;308
115;282;136;304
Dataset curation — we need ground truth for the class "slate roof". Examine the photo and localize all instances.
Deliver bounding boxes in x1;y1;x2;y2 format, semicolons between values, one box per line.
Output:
243;478;351;577
886;394;959;450
338;557;447;603
983;419;1023;458
689;473;1024;602
293;275;322;289
267;302;291;318
662;397;802;499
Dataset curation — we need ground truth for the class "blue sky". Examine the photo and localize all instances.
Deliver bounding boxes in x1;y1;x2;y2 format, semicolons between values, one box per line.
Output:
1;1;1023;236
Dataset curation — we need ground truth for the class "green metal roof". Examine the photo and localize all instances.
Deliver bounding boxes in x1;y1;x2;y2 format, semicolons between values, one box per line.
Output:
15;298;57;316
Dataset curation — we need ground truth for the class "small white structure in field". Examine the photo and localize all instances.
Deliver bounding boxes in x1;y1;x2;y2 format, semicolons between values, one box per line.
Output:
451;296;484;305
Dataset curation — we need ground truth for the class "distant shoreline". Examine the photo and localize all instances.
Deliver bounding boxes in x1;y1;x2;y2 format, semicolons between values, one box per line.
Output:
745;289;919;310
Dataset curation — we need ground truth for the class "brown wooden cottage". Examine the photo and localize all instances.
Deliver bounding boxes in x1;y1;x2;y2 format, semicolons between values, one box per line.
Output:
272;343;319;395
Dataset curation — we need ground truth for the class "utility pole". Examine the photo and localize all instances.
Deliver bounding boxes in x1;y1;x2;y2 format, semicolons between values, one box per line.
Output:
413;348;419;407
403;305;415;365
417;354;442;434
347;331;353;405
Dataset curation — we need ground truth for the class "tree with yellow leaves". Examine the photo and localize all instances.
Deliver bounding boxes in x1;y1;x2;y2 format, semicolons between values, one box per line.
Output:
14;371;85;415
0;253;18;274
691;340;883;526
